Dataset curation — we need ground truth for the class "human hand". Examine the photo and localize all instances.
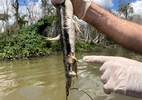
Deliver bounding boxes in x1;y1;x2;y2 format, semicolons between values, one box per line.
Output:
83;56;142;98
51;0;92;19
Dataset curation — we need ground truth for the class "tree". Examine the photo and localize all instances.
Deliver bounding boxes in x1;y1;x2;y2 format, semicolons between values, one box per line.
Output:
0;13;9;21
22;0;39;24
132;14;142;24
0;0;11;31
11;0;19;24
0;13;9;32
2;0;10;24
73;19;105;43
118;0;134;20
40;0;55;16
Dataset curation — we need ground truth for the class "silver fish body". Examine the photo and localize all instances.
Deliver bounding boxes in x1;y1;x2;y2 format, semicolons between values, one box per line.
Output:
56;0;77;99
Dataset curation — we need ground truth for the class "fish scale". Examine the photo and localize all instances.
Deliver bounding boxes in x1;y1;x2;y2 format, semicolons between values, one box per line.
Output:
56;0;77;99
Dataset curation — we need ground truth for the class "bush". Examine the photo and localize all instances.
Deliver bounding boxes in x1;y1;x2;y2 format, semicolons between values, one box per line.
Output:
0;15;56;59
75;41;104;52
19;15;56;36
0;31;51;59
51;41;61;52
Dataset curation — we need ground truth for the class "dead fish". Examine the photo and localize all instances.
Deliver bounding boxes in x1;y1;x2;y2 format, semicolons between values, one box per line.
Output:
56;0;77;99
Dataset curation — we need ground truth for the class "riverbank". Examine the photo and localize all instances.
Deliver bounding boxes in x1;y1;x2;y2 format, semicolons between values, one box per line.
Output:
0;39;114;60
0;15;116;60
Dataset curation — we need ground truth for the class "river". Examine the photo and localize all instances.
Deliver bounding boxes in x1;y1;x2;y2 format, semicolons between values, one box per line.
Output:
0;47;141;100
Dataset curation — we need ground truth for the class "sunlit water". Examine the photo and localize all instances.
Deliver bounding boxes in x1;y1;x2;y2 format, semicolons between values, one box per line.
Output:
0;47;141;100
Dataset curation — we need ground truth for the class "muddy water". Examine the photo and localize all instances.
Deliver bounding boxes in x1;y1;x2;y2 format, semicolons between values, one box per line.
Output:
0;47;141;100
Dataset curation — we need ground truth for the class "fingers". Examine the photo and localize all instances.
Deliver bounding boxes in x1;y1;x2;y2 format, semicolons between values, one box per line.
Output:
99;61;111;72
101;68;111;84
83;56;115;94
83;56;112;64
51;0;64;5
103;80;113;94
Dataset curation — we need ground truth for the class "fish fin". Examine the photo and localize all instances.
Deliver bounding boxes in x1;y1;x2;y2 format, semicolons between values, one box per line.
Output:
45;34;60;41
73;20;83;34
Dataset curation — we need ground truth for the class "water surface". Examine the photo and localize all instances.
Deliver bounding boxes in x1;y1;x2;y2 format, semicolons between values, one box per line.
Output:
0;47;141;100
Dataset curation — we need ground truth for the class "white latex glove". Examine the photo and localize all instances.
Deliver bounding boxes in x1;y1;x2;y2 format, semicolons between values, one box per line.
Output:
83;56;142;98
51;0;92;19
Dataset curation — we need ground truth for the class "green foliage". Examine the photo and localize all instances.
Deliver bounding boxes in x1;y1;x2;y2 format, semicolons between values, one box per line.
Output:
75;41;104;52
51;41;61;52
19;15;56;36
118;0;133;20
0;14;116;60
17;15;28;28
0;15;56;59
0;31;51;59
0;13;9;21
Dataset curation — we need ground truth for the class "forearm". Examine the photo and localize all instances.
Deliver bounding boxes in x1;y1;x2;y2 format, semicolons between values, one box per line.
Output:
83;3;142;54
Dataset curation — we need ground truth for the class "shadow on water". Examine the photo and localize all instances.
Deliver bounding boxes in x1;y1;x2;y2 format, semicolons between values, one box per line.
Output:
0;47;141;100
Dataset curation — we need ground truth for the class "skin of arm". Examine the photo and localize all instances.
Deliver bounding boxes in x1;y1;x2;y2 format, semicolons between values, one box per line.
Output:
83;2;142;54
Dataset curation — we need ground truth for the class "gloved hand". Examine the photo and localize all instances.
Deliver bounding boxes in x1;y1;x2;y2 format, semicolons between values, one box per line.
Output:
51;0;92;19
83;56;142;98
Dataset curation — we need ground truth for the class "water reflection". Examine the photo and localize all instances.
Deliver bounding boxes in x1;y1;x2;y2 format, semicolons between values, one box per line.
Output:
0;47;141;100
0;55;66;100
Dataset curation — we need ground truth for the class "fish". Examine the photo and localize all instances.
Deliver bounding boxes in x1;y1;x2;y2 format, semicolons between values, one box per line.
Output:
56;0;77;99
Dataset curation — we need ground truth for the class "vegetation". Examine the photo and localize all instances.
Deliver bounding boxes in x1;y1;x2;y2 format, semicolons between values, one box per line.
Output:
0;0;141;60
118;0;134;20
0;15;58;59
0;14;112;60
